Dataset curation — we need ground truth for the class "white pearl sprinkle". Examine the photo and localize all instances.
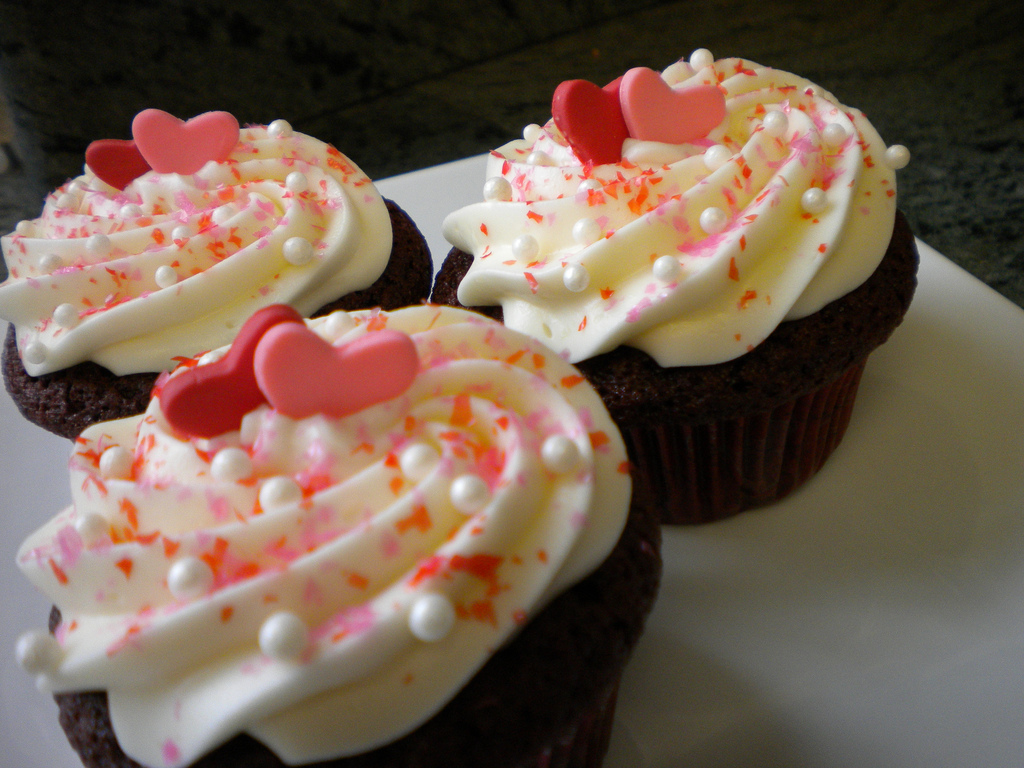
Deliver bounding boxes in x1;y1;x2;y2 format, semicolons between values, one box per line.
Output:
53;303;80;329
15;631;62;674
267;119;293;139
39;253;63;273
171;225;192;241
801;188;829;214
523;123;543;143
541;435;581;474
167;557;215;601
119;204;145;218
562;263;590;293
210;448;253;482
408;594;456;642
324;310;355;339
74;512;108;545
212;205;235;225
690;48;715;70
512;234;539;261
259;476;303;510
884;144;911;170
653;255;682;282
399;442;440;481
283;236;315;265
450;474;490;514
99;446;133;479
572;218;602;246
703;144;733;171
56;192;79;210
699;206;729;235
67;181;85;195
285;171;309;193
822;122;849;147
526;151;554;167
15;220;34;236
85;233;112;258
577;178;603;193
155;265;178;289
259;612;309;661
23;342;47;366
483;176;513;202
761;111;789;138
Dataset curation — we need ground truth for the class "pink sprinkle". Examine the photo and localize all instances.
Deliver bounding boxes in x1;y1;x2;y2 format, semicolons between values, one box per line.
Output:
162;739;181;765
56;525;84;567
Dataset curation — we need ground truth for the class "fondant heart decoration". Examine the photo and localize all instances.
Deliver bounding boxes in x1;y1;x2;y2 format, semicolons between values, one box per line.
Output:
85;139;152;190
159;304;304;438
254;324;420;420
619;67;727;144
132;109;240;175
551;77;630;166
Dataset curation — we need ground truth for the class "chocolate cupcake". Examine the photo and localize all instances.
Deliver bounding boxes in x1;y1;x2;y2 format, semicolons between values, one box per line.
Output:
0;111;432;439
433;50;919;523
15;304;660;768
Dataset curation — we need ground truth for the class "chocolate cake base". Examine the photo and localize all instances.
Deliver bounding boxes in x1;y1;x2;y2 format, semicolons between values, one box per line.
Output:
3;199;432;440
431;211;920;523
50;494;661;768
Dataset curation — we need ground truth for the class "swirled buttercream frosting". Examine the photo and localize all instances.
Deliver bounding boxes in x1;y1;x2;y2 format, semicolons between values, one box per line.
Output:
0;120;393;376
16;305;630;766
442;54;908;366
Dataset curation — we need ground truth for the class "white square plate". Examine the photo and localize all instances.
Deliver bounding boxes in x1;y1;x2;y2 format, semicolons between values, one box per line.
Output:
2;156;1023;767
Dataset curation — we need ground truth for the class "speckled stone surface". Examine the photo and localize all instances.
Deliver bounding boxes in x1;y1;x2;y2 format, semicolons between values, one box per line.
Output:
1;0;1022;307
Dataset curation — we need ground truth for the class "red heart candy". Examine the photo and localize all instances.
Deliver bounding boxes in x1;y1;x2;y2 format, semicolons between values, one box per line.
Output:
552;78;630;166
620;67;727;144
254;324;419;420
85;139;152;190
159;304;304;438
132;109;240;175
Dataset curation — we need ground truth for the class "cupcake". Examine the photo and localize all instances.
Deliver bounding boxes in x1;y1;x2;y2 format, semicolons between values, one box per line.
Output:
0;109;433;440
432;50;919;524
14;304;661;768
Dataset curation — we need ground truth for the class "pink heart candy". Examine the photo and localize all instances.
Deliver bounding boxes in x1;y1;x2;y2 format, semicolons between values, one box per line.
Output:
85;139;152;190
619;67;726;144
158;304;304;438
551;77;630;166
254;324;420;419
132;109;240;175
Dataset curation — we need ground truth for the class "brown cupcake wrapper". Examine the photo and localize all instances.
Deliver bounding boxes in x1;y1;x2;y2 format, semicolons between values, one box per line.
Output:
622;359;867;525
520;682;619;768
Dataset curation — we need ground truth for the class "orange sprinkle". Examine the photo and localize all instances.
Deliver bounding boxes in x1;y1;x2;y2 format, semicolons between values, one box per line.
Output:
389;476;404;495
480;223;488;236
578;315;587;331
537;549;548;563
162;537;180;558
506;349;526;365
589;431;610;449
48;558;69;585
347;573;369;590
738;289;758;309
524;272;539;293
818;243;828;253
220;606;234;622
600;287;614;300
119;498;139;530
561;375;586;388
526;210;543;223
116;558;133;579
396;504;432;534
532;353;545;369
451;394;473;427
728;257;739;281
617;460;632;475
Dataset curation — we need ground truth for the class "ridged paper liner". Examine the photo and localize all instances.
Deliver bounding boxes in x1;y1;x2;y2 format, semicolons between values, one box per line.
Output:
622;360;867;524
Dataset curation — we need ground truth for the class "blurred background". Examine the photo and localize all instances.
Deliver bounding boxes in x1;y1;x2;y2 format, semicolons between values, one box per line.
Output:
1;0;1021;304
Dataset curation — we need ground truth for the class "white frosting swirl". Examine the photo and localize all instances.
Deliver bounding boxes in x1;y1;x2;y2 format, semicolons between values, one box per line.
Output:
442;56;901;366
0;125;392;375
16;305;630;766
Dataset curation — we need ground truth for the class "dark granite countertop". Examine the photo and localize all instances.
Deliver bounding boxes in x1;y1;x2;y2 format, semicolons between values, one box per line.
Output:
1;0;1021;306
